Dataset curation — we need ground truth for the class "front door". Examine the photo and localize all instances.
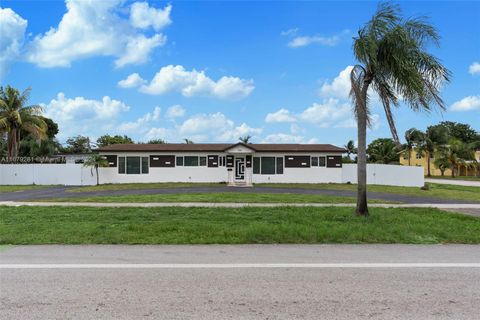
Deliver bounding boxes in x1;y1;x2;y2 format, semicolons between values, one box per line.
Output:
235;157;245;180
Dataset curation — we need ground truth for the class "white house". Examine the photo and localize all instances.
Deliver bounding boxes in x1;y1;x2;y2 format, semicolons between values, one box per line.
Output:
97;143;346;186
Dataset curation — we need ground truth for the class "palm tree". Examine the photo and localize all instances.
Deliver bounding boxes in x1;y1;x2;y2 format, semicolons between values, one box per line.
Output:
344;140;357;159
404;128;424;166
0;86;47;157
418;125;448;176
239;135;252;144
184;138;194;144
83;154;109;185
350;2;450;216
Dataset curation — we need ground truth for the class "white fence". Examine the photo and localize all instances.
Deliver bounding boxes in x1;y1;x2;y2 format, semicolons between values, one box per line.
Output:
342;164;424;187
0;163;424;187
0;164;97;186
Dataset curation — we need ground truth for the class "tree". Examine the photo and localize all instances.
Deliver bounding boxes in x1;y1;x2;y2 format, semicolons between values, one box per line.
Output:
367;138;398;164
404;128;424;166
344;140;357;159
147;138;166;144
184;138;194;144
83;154;109;185
418;125;449;176
64;135;92;154
350;2;450;216
96;134;133;147
239;135;252;144
431;121;478;144
19;116;60;157
0;86;48;157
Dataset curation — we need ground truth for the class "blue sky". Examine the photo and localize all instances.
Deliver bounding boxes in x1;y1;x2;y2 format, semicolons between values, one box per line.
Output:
1;0;479;146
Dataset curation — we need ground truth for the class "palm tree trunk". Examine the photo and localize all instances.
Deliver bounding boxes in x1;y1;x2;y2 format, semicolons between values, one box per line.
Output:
427;154;431;177
356;87;370;217
383;103;401;148
408;150;411;166
95;165;99;185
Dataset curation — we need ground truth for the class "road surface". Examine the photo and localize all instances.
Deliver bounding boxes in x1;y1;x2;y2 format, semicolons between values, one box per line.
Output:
1;245;479;320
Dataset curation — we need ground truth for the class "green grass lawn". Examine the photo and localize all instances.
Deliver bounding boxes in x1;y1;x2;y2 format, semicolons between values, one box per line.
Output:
67;182;224;193
65;182;480;202
0;185;50;193
36;192;395;204
259;183;480;202
426;176;480;181
1;206;479;244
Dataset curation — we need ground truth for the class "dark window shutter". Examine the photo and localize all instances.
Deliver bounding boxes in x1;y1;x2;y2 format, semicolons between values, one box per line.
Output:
208;155;219;167
284;155;311;168
245;155;252;168
104;155;117;167
326;155;342;168
150;155;175;167
226;155;234;168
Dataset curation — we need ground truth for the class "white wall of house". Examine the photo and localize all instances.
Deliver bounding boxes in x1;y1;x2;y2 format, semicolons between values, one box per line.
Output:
0;158;423;187
0;164;97;185
342;164;424;187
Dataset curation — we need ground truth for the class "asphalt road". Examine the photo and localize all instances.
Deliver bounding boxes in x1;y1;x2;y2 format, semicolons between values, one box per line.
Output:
1;245;479;320
1;185;479;204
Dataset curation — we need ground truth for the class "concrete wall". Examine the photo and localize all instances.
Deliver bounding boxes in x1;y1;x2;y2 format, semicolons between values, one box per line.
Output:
0;161;423;187
342;164;424;187
0;164;97;185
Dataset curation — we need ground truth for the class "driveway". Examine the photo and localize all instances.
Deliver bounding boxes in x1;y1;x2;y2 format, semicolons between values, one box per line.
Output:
1;244;479;320
0;185;479;204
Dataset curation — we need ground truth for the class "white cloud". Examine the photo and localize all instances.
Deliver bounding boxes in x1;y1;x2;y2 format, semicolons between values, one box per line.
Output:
319;65;353;99
280;28;298;36
299;98;351;127
130;2;172;31
43;92;130;139
117;106;161;132
286;30;350;48
135;65;254;100
261;133;318;144
0;8;27;77
117;73;146;88
469;62;480;75
115;34;166;68
165;105;186;119
265;108;296;123
26;0;171;68
178;112;262;142
145;127;170;141
450;95;480;111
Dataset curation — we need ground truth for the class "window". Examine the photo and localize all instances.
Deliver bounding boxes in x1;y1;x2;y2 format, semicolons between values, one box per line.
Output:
200;156;207;166
126;157;140;174
276;157;283;174
253;157;260;174
142;157;149;174
176;156;184;166
326;156;342;168
416;152;422;159
184;156;199;166
118;157;125;174
118;156;148;174
261;157;275;174
319;156;326;167
311;157;319;166
208;155;219;167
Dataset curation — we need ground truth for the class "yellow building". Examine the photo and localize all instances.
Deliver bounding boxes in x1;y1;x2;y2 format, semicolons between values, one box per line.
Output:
399;149;480;177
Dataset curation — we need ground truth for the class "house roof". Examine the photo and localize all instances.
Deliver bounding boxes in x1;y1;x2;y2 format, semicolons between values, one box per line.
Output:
97;143;346;153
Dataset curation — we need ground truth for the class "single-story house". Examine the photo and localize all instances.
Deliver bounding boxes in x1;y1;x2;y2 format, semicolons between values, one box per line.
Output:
97;143;346;186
